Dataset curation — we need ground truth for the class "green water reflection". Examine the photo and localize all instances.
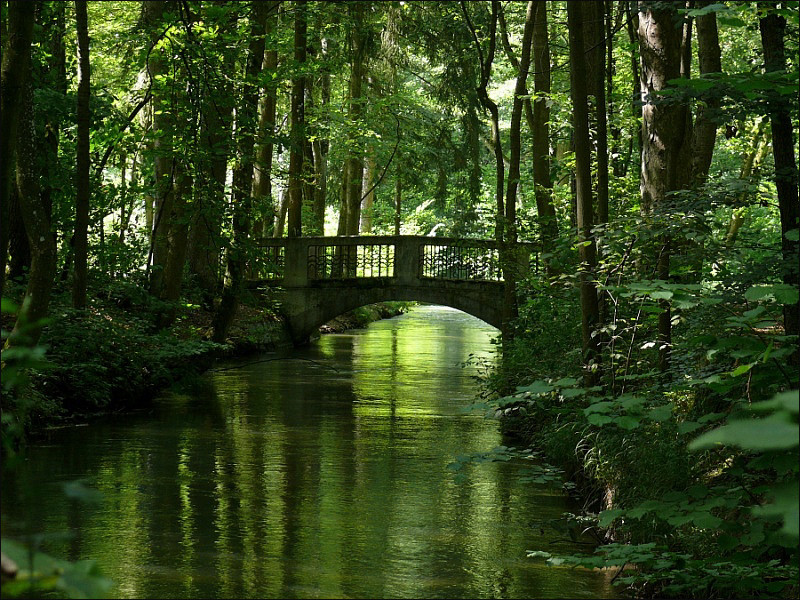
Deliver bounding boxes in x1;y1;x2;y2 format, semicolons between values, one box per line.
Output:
2;306;613;599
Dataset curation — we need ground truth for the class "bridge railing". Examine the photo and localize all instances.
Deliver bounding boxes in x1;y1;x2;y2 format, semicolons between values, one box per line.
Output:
252;236;537;286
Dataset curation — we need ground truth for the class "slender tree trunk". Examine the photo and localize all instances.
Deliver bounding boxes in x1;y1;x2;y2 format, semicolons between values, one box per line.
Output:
8;181;30;281
394;175;402;236
461;0;504;242
0;0;34;297
144;0;174;296
73;0;90;309
310;34;331;235
638;1;692;371
360;152;376;234
344;2;367;236
8;81;57;347
502;1;535;331
287;0;307;238
532;0;557;264
585;0;609;225
188;1;237;299
568;0;602;385
760;6;800;363
691;0;722;185
624;1;642;177
213;0;269;342
252;0;280;238
274;187;289;238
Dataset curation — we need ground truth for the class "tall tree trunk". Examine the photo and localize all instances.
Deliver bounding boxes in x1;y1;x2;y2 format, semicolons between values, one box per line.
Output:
287;0;307;238
461;0;504;243
310;33;331;235
690;0;722;185
8;81;57;347
568;0;602;385
585;0;609;225
344;1;367;236
760;5;800;365
144;0;174;296
638;0;692;371
394;174;402;236
624;0;642;178
73;0;90;309
188;0;238;299
8;183;30;281
0;1;35;296
360;152;376;234
532;0;557;264
213;0;269;342
503;1;535;331
252;0;280;238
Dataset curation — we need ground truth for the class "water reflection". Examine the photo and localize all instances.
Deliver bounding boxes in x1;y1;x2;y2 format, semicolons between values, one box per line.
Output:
2;306;612;599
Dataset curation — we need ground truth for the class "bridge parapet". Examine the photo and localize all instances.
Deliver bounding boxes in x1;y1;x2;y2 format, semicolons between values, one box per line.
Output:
252;236;536;287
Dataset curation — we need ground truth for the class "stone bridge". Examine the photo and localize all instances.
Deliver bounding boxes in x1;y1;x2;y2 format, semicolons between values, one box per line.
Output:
250;236;537;344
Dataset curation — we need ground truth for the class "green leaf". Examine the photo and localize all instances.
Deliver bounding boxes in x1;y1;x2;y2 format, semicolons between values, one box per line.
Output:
751;391;799;415
585;401;613;414
650;290;673;300
517;380;553;395
587;413;613;426
731;363;755;377
784;228;799;242
598;509;625;527
615;415;641;430
678;421;702;435
649;404;673;422
689;414;798;450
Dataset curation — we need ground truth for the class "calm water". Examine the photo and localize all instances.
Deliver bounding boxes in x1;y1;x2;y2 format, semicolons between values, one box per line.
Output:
2;305;612;599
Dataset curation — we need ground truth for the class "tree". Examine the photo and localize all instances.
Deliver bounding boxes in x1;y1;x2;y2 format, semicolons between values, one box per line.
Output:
531;1;557;262
0;0;35;297
568;0;602;385
7;81;57;347
72;0;91;309
287;0;308;238
213;0;270;342
759;3;800;364
638;0;692;371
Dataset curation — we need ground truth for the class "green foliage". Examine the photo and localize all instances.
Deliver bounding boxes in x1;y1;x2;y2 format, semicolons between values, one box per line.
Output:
1;538;113;600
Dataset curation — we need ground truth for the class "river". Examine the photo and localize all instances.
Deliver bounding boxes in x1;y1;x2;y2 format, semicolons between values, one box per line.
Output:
2;305;612;599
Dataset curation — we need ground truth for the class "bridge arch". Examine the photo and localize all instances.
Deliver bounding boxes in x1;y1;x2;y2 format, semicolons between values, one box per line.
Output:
277;283;503;344
251;235;536;345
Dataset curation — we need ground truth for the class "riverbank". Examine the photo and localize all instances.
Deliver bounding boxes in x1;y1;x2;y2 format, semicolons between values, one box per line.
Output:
1;280;407;447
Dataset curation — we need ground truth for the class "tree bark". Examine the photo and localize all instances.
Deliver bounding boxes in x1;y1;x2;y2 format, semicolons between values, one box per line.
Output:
1;1;35;296
638;0;692;371
252;0;280;238
188;0;238;299
532;0;557;263
568;0;602;385
287;0;307;238
360;152;376;234
213;0;269;342
461;0;504;243
344;1;367;236
8;81;57;347
760;6;800;363
72;0;90;309
690;0;722;185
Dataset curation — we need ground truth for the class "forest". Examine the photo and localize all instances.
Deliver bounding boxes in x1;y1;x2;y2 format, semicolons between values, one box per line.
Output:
1;1;798;599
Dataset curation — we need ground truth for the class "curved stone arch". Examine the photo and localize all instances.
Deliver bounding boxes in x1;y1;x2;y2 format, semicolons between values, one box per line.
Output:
278;283;503;344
